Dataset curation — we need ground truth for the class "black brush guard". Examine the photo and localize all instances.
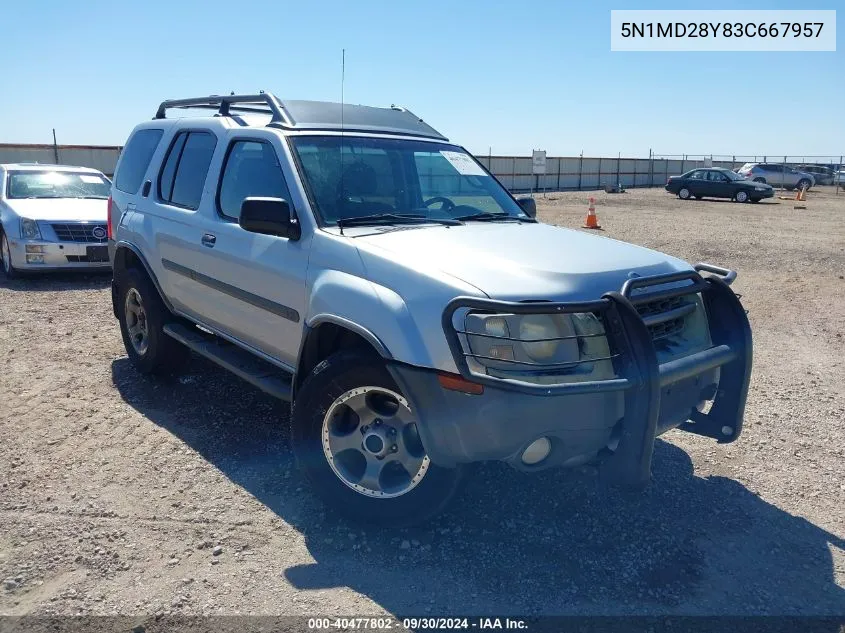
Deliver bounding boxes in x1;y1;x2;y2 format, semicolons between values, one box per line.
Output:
441;263;752;488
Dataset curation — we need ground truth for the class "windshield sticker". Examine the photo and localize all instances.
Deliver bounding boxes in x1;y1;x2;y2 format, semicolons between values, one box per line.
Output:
440;151;487;176
79;175;103;184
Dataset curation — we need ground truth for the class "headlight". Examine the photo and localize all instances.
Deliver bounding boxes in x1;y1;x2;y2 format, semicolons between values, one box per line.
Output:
20;218;41;240
463;311;613;384
519;315;561;360
754;186;766;192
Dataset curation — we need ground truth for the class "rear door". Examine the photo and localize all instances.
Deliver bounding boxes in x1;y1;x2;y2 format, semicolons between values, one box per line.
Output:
686;170;709;196
149;128;221;318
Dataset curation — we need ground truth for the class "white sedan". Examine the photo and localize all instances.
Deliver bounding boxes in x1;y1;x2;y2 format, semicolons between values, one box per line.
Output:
0;163;112;277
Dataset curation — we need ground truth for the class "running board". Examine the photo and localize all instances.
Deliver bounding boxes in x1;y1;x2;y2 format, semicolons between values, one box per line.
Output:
163;323;293;401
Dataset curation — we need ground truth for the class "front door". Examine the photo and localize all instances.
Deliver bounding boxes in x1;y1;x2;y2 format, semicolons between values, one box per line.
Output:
706;170;732;197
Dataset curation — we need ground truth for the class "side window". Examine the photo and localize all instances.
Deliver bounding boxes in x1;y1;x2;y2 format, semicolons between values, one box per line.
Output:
689;170;705;180
218;140;292;220
158;132;188;201
114;129;164;194
157;131;217;210
707;171;726;182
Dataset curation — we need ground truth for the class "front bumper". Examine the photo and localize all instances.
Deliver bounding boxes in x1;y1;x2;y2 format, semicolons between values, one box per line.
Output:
6;238;111;271
389;264;752;488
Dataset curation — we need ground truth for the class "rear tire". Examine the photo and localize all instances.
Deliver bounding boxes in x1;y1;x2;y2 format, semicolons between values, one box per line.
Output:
291;350;465;527
797;178;811;191
1;232;18;280
116;267;189;374
678;187;692;200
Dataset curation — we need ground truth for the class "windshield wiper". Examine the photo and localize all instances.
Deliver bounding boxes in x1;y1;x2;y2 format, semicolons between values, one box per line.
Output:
453;212;535;223
336;213;461;232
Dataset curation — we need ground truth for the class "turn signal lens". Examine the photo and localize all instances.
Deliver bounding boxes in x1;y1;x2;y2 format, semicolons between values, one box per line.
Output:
437;372;484;395
107;196;114;239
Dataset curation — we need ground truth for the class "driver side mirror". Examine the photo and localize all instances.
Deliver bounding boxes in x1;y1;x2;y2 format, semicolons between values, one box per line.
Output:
239;197;300;240
516;196;537;218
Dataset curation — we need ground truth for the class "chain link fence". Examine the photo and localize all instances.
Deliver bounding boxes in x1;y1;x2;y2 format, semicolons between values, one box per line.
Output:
475;153;844;194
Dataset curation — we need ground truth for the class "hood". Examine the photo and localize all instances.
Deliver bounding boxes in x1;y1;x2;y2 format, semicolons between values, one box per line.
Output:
353;222;693;301
4;198;108;222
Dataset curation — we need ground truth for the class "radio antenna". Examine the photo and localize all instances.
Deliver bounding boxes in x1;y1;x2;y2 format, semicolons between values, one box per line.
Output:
339;48;346;235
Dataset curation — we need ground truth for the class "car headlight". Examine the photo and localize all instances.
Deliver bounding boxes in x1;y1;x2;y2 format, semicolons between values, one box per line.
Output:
519;314;562;360
754;186;766;192
463;311;614;384
20;218;41;240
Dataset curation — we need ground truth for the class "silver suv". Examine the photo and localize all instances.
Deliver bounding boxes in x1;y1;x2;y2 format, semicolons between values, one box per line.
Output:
736;163;815;190
108;93;752;526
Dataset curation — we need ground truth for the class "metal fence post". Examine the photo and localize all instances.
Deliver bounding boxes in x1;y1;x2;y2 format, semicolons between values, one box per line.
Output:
649;149;654;187
512;157;516;192
598;157;602;189
782;155;787;191
577;152;583;191
616;151;621;187
556;156;561;191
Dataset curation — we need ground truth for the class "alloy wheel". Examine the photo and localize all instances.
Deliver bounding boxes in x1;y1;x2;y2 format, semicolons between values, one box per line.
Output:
321;386;430;498
124;288;150;355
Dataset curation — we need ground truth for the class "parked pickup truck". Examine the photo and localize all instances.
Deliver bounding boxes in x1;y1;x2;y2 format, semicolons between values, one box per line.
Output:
108;93;752;526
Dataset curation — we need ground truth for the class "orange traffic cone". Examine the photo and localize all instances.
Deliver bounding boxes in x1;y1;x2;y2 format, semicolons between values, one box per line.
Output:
583;197;602;229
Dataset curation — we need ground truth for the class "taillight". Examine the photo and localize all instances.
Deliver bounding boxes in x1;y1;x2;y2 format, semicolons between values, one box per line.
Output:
107;196;114;239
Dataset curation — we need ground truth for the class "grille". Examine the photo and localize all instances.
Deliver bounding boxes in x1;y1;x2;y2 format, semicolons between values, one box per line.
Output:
636;295;693;341
51;223;107;243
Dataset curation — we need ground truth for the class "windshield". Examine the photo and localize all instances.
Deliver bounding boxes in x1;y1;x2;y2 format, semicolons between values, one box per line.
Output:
290;136;525;226
724;170;745;181
6;170;111;199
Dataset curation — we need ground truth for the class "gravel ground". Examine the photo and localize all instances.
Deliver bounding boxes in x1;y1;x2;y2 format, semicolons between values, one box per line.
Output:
1;186;843;620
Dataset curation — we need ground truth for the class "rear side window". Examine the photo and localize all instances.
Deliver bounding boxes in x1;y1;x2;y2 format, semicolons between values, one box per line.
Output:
158;131;217;210
217;140;291;220
114;129;163;194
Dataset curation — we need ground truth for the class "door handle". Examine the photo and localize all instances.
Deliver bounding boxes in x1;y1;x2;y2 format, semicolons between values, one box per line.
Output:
201;233;217;248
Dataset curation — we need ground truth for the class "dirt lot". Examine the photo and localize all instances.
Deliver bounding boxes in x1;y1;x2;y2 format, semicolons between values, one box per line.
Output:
1;186;844;620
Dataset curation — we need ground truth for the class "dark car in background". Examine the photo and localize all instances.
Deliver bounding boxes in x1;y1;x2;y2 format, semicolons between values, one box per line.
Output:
797;165;835;186
666;167;774;203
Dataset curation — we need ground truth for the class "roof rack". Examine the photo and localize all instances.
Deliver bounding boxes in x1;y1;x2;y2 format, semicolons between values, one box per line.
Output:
154;92;289;124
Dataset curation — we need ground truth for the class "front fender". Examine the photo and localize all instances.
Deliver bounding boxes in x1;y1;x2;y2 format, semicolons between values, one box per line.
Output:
306;270;435;367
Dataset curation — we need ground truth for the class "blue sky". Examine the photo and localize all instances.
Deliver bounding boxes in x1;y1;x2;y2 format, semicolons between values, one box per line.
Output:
0;0;841;157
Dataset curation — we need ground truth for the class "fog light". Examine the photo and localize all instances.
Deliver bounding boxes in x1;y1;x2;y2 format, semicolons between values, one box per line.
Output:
521;437;551;465
25;244;45;253
26;254;45;264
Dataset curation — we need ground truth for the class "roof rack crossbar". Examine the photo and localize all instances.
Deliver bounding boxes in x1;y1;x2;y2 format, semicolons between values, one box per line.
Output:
154;93;289;124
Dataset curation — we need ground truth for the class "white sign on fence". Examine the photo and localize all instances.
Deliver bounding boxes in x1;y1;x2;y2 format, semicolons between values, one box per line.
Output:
532;150;547;175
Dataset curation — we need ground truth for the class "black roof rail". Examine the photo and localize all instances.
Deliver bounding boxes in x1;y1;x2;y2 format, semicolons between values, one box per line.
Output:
154;92;289;124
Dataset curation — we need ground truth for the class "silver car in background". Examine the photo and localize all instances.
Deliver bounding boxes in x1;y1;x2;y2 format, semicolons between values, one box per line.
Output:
736;163;815;190
0;163;112;278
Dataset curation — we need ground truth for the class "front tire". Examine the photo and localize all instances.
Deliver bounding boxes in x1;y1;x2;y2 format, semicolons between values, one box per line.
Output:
735;190;749;203
1;232;18;279
678;187;692;200
117;267;189;374
291;350;465;526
